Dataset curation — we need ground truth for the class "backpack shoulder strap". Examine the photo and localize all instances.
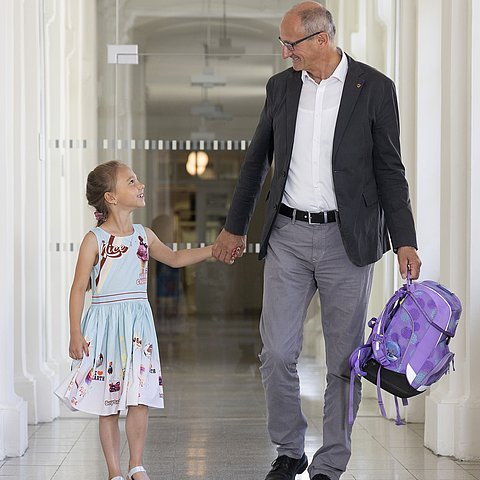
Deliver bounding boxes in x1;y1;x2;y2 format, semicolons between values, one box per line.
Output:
348;343;373;425
372;287;407;366
375;366;407;425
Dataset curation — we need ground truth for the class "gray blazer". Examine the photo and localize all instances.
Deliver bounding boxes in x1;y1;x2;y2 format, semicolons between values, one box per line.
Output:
224;54;417;267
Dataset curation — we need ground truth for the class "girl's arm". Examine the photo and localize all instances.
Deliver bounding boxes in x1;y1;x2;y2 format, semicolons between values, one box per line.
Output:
69;232;98;360
145;227;213;268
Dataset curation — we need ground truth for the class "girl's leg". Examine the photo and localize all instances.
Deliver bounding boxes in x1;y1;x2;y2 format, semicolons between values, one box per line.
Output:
126;405;150;479
99;413;122;479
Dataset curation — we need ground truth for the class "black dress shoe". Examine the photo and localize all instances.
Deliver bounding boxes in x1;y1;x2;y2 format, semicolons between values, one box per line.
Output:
265;453;308;480
311;474;332;480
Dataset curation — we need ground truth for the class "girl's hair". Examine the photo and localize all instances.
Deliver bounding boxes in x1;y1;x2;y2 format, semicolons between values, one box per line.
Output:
86;160;124;226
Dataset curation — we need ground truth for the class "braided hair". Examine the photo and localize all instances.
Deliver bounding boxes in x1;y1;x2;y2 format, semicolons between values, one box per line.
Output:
86;160;124;226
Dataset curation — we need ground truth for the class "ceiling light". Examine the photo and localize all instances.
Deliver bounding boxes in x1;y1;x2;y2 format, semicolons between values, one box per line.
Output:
190;101;232;120
190;130;215;141
208;37;245;59
186;151;209;176
207;0;245;60
190;67;226;88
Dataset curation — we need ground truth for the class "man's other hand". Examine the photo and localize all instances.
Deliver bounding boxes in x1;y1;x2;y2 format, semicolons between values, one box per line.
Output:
397;246;422;280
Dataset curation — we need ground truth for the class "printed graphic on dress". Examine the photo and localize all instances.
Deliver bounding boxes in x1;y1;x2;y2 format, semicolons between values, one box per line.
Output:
133;335;142;349
144;344;153;357
91;352;105;381
92;369;105;381
136;235;149;285
95;353;104;368
109;381;120;392
96;235;129;291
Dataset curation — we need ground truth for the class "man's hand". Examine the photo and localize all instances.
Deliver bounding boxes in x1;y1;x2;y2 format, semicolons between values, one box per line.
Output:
397;246;422;280
212;229;247;264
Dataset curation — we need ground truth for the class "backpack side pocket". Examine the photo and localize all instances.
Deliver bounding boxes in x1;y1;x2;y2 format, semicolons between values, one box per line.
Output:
414;350;455;388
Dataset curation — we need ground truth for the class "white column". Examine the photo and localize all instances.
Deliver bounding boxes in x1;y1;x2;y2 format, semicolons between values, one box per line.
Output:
43;0;98;418
451;0;480;460
394;0;425;424
397;0;417;199
44;0;73;392
400;0;443;426
328;0;360;57
0;0;29;458
414;0;442;278
397;0;480;457
43;0;68;390
421;0;472;455
12;0;57;425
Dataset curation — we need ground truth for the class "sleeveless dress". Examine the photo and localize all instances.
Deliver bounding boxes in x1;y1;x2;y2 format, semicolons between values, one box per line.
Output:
55;224;164;415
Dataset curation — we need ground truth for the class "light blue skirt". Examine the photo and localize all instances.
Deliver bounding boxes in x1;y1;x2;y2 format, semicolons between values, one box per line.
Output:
55;300;164;416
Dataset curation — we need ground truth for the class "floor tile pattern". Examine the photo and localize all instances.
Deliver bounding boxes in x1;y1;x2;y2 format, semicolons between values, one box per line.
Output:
2;315;478;479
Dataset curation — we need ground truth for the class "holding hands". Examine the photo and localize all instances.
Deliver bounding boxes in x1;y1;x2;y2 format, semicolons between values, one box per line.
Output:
213;229;247;264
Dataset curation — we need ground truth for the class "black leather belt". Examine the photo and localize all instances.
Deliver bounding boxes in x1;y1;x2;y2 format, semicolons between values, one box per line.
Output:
279;203;338;224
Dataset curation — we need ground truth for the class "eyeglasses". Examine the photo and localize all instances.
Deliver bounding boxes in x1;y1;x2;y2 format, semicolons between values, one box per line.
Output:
278;31;324;51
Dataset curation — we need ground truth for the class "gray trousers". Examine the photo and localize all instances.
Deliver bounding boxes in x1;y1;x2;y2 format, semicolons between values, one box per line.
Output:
259;214;374;480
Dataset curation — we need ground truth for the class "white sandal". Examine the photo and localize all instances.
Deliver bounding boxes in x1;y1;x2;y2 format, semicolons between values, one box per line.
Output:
127;466;147;479
110;477;124;480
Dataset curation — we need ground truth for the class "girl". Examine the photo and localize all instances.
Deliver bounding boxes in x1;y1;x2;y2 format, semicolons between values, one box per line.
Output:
55;160;213;480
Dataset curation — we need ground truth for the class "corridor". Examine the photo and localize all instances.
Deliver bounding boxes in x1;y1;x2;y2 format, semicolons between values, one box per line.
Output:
1;315;479;480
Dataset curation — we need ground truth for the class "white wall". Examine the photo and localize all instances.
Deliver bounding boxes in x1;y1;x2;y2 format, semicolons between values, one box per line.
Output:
12;0;57;426
397;0;480;459
0;0;29;459
43;0;98;417
0;0;99;459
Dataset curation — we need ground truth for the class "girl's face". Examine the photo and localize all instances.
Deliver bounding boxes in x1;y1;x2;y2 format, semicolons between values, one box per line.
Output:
112;165;145;209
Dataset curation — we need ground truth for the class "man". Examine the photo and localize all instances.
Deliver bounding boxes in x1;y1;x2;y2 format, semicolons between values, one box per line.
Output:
212;2;421;480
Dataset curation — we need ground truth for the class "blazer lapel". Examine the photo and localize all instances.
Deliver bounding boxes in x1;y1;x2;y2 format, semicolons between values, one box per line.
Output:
285;70;303;166
333;56;365;160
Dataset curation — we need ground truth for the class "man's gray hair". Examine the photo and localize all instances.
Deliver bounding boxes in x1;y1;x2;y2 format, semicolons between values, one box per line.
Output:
297;6;336;41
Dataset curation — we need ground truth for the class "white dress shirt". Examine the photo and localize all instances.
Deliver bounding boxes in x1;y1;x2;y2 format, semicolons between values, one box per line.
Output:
282;50;348;212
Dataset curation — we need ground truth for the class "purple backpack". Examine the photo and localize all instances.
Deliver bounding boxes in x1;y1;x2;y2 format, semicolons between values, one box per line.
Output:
349;273;462;425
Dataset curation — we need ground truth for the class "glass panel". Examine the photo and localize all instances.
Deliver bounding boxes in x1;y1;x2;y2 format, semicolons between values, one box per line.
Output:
100;0;397;321
109;51;278;318
44;0;398;324
95;1;296;320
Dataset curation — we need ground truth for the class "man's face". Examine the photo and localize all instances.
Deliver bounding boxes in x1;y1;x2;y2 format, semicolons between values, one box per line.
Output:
279;14;320;72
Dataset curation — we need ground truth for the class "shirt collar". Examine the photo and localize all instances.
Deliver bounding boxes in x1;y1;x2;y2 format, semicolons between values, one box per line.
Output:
302;48;348;85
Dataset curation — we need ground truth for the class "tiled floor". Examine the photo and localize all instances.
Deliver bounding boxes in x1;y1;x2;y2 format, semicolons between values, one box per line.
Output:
1;314;479;479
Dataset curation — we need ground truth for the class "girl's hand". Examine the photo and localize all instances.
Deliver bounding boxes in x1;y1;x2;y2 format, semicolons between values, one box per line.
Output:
69;332;89;360
213;230;246;265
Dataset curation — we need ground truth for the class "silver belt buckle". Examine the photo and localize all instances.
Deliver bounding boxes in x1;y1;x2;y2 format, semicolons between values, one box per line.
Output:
323;211;328;223
308;211;313;224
